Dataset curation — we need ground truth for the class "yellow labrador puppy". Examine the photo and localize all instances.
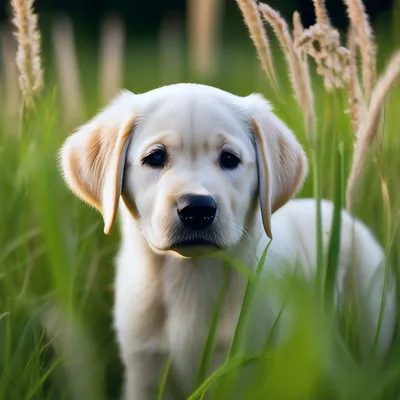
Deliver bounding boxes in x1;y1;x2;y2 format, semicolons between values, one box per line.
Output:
60;83;393;399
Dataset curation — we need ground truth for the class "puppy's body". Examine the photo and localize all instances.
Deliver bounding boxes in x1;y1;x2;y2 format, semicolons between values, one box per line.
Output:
115;198;393;399
59;84;394;399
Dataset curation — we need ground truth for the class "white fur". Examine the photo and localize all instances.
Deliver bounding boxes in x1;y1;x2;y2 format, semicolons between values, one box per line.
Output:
59;84;394;400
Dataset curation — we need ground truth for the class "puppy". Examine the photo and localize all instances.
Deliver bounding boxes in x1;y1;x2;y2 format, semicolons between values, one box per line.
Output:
59;83;394;399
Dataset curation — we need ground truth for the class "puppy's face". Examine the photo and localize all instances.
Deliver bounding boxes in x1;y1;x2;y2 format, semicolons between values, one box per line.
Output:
60;84;307;257
124;95;257;254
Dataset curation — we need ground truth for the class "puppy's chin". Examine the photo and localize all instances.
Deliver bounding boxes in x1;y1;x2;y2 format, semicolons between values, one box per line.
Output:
145;224;242;258
146;238;224;258
169;243;222;258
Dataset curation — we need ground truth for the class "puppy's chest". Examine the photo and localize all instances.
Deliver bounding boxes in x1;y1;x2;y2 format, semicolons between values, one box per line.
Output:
158;262;244;376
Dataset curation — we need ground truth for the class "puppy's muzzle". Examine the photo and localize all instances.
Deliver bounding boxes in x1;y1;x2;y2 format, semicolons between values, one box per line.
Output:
177;194;217;230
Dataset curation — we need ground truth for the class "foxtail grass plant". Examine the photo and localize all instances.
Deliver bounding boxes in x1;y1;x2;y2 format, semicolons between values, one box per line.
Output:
235;0;278;90
343;0;376;103
238;0;400;310
11;0;43;112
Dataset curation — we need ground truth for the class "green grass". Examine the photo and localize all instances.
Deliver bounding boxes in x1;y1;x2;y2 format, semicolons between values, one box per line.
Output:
2;9;400;399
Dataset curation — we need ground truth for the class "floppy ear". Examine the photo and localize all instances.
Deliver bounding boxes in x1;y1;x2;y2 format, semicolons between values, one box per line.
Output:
245;93;308;239
59;90;137;234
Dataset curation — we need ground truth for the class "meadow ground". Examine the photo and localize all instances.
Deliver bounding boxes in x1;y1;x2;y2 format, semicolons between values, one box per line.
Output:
1;1;400;399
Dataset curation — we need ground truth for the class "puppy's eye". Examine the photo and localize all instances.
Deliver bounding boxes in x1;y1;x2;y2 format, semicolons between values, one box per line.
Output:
142;148;167;168
220;151;240;170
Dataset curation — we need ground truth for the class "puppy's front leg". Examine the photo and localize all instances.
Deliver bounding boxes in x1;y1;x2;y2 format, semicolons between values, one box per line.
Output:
124;352;170;400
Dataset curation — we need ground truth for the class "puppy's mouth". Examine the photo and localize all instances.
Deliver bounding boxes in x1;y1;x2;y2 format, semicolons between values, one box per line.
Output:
152;221;230;256
171;238;220;248
168;237;222;258
167;229;224;256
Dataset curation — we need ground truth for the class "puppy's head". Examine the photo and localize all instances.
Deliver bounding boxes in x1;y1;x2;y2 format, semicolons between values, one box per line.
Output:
60;84;307;256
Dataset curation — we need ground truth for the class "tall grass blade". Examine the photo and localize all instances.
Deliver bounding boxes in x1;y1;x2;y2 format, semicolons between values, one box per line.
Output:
189;353;267;400
214;241;271;398
325;143;344;307
228;240;271;358
196;263;229;387
157;357;172;400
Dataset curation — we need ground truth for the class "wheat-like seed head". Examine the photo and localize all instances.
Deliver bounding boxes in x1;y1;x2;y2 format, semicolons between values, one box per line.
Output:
343;0;376;103
259;3;315;136
346;50;400;209
346;25;367;134
292;11;304;57
295;23;350;92
11;0;43;110
313;0;330;26
292;12;303;44
235;0;278;90
292;12;312;97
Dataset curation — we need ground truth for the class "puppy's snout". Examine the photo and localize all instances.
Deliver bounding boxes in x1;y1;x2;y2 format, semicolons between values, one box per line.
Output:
177;195;217;230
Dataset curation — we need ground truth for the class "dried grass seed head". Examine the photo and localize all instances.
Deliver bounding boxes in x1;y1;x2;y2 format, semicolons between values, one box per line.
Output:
313;0;330;26
343;0;376;102
295;23;350;91
346;50;400;209
235;0;278;89
259;3;315;136
11;0;43;109
346;25;367;134
292;11;305;59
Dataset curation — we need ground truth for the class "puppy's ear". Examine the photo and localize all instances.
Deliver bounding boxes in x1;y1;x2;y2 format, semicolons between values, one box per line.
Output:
59;91;137;234
245;94;308;239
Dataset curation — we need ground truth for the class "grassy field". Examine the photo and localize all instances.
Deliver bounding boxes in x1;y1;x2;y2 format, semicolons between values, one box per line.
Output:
2;1;400;399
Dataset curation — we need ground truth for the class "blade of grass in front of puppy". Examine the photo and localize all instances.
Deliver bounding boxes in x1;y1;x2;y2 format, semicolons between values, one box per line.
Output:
213;241;271;398
229;240;272;358
212;253;272;298
324;143;344;309
369;117;394;363
212;253;255;282
368;254;391;362
315;93;336;299
189;353;267;400
195;263;229;388
157;356;172;400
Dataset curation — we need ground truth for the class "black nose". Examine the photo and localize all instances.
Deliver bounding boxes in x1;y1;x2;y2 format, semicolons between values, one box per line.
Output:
177;195;217;230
